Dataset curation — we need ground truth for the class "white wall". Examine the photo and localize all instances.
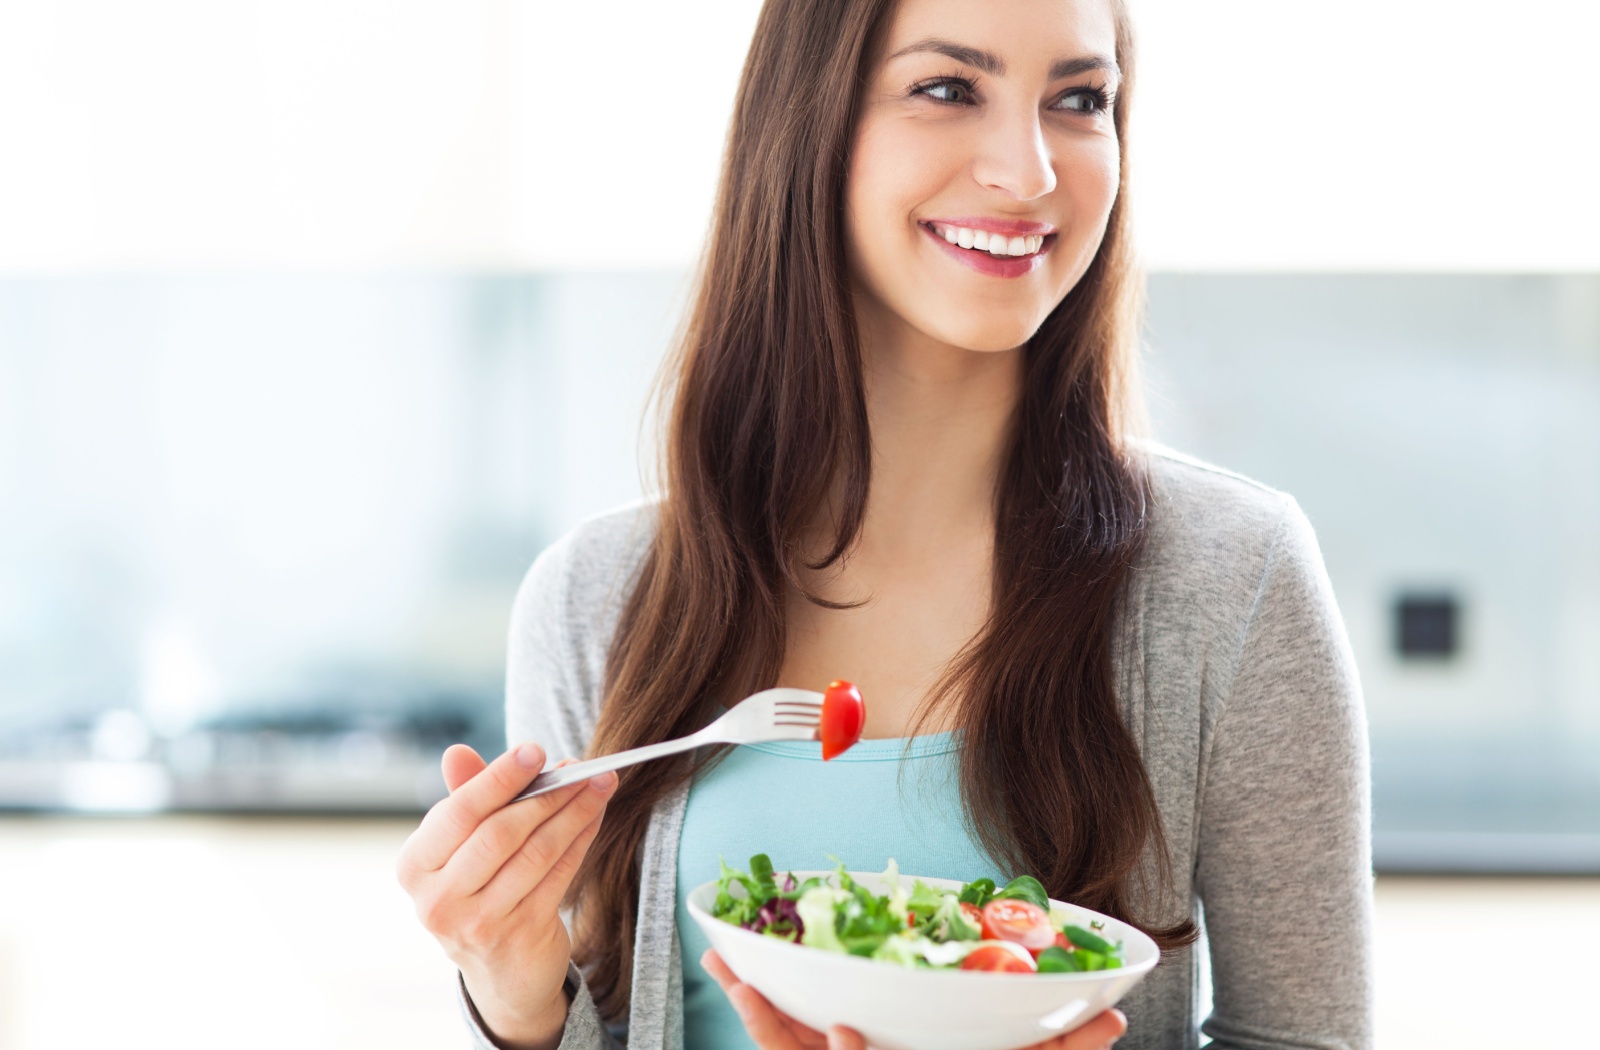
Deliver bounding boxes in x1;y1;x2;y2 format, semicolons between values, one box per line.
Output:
1131;0;1600;270
2;0;1595;272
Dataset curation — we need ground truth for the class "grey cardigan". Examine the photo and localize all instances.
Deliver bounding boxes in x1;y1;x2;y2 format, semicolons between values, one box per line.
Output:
459;446;1374;1050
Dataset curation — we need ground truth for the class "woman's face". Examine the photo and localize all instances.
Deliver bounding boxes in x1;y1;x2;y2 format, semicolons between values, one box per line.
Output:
846;0;1122;355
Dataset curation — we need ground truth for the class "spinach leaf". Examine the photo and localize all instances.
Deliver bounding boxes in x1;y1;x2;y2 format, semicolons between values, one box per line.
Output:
994;875;1049;911
957;877;996;908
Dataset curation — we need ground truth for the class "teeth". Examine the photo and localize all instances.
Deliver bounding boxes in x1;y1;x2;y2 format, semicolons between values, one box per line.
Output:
932;223;1047;256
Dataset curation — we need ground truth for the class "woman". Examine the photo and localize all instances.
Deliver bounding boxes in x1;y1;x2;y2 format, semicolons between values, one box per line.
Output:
396;0;1373;1047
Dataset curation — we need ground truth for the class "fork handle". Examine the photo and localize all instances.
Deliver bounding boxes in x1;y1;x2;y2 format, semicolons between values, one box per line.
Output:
509;731;711;803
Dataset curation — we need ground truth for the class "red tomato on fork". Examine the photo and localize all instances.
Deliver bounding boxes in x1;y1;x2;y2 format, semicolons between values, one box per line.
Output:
980;899;1057;952
819;680;865;760
960;944;1036;973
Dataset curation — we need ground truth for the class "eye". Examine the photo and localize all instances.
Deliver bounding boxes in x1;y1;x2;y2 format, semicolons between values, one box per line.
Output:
1051;86;1113;115
912;77;977;106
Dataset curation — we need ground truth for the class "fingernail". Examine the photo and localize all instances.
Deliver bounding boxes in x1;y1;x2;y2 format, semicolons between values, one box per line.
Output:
590;770;618;792
514;742;543;769
699;949;714;970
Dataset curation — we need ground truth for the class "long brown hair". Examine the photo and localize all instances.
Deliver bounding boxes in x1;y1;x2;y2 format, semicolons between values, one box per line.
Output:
569;0;1195;1019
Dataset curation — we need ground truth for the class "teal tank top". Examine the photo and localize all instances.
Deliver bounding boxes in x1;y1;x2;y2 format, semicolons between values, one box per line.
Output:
674;732;1003;1048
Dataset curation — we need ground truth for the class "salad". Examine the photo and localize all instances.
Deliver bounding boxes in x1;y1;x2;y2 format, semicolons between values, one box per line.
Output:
711;854;1125;974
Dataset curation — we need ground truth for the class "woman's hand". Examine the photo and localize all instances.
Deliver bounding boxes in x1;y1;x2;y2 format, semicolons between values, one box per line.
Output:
396;742;617;1050
701;950;1127;1050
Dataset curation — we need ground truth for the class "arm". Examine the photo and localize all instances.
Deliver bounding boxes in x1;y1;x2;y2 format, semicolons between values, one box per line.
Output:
1195;498;1374;1050
449;534;627;1050
458;964;623;1050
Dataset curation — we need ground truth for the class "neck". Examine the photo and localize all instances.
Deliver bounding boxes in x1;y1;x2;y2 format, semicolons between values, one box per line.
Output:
856;315;1023;552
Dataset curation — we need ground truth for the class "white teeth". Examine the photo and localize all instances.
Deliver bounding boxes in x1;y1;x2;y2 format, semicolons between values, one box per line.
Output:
932;223;1047;256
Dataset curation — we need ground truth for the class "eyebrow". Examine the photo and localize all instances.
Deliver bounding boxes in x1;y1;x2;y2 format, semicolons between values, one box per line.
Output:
885;38;1120;83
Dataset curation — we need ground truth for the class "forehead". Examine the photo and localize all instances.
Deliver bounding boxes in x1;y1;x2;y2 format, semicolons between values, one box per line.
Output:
877;0;1118;66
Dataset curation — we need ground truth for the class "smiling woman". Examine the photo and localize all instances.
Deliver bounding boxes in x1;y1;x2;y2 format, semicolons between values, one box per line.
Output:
394;1;1373;1049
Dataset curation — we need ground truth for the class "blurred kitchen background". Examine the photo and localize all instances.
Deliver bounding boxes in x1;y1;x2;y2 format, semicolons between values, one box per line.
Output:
2;1;1597;1048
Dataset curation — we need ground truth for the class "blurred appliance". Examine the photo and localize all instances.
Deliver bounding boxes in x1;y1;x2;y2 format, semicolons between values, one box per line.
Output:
0;697;494;814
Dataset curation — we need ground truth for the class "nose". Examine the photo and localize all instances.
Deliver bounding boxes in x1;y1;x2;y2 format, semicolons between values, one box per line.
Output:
970;107;1057;202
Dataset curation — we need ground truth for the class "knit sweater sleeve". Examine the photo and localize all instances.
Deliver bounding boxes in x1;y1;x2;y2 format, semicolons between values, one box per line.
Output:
1194;495;1374;1050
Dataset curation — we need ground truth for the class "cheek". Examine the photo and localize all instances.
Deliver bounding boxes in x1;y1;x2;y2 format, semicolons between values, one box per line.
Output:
1052;138;1122;273
846;115;956;266
1087;142;1121;215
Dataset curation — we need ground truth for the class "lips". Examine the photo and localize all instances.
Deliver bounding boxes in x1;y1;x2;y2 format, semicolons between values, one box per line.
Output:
918;219;1056;278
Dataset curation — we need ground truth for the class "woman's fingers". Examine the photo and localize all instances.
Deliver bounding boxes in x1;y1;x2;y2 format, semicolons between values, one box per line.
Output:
403;742;546;871
1044;1008;1127;1049
479;771;616;915
400;743;599;893
441;743;487;793
701;951;828;1049
824;1025;866;1049
727;984;819;1050
438;775;594;893
699;949;741;994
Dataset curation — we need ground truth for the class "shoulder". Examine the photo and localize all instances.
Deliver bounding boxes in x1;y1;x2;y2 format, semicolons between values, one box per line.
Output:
512;498;660;639
1134;442;1329;639
1142;442;1298;550
1140;441;1319;574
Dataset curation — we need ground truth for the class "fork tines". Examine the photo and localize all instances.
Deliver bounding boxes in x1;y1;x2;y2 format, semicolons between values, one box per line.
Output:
772;700;822;726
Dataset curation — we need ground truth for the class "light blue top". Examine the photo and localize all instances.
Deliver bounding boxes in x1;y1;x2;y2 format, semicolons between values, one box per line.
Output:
674;731;1005;1049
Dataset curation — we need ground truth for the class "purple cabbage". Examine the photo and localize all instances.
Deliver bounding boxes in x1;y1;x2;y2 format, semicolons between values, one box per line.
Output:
742;893;805;941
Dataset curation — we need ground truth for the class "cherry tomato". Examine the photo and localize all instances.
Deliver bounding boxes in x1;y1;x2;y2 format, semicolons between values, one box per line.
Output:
980;899;1056;952
960;944;1036;973
959;902;984;929
819;680;865;760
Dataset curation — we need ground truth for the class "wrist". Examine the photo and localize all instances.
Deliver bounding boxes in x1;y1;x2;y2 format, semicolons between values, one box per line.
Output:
461;970;572;1050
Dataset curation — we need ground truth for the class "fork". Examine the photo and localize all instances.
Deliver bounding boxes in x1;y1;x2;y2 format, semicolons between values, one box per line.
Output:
507;687;824;803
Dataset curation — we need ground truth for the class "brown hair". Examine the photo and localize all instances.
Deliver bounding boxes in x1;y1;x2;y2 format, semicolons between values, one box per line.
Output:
569;0;1195;1019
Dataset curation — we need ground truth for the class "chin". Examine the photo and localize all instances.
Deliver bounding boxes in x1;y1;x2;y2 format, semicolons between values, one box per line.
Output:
919;305;1048;354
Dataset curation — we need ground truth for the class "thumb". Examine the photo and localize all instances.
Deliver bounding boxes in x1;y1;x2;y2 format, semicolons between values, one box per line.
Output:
441;743;488;793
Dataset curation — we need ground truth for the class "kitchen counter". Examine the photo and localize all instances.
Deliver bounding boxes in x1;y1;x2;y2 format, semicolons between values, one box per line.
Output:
1;816;1594;1049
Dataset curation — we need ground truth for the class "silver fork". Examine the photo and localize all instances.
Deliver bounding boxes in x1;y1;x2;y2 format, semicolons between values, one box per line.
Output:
507;687;824;803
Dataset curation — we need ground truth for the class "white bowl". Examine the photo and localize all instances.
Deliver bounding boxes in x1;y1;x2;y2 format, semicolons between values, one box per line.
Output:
687;870;1158;1050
